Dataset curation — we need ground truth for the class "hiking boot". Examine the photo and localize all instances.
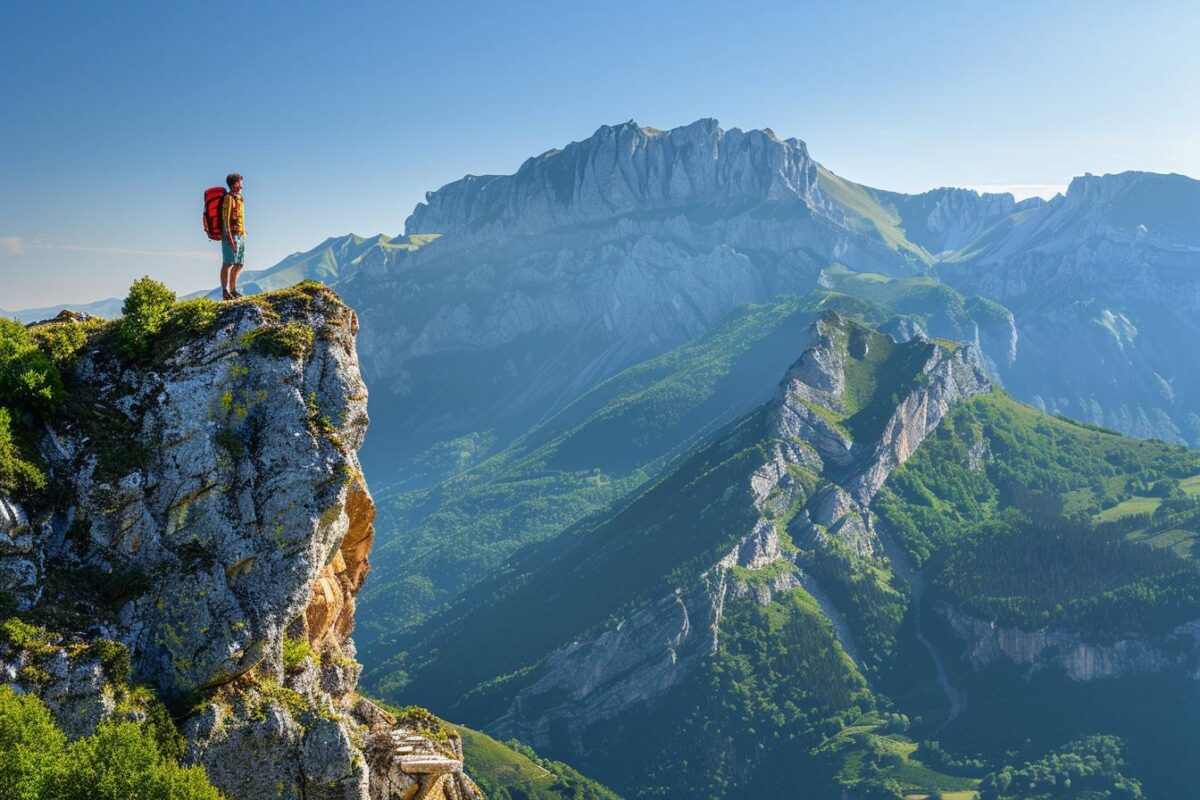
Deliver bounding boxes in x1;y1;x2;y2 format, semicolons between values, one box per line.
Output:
230;289;243;299
222;289;233;301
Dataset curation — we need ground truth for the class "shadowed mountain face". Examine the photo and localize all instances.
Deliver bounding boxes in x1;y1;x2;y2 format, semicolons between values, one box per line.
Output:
936;171;1200;445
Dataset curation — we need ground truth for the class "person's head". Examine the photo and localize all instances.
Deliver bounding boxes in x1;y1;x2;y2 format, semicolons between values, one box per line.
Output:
226;172;243;192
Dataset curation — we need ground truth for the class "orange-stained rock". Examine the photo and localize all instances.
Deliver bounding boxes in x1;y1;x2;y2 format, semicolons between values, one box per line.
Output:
305;473;376;651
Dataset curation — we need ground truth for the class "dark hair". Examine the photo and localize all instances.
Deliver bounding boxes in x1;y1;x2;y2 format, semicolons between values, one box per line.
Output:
226;172;243;189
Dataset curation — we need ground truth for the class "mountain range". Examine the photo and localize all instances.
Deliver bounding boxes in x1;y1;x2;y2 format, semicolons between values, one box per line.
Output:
16;119;1200;464
8;118;1200;798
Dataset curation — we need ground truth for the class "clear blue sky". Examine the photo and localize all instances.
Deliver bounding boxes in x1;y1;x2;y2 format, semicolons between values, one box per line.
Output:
3;0;1198;309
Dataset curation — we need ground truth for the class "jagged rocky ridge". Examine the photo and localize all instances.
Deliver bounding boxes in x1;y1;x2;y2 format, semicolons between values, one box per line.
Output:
16;122;1200;460
0;287;480;800
379;305;1200;796
332;122;1200;492
488;314;991;745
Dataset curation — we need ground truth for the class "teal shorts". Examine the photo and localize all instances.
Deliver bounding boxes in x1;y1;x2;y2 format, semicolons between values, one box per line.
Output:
222;235;245;265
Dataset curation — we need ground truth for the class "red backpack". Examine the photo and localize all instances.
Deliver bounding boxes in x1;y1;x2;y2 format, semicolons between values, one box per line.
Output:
203;186;227;240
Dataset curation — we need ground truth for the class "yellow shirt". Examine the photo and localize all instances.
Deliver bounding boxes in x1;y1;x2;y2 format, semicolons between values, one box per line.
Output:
221;192;245;236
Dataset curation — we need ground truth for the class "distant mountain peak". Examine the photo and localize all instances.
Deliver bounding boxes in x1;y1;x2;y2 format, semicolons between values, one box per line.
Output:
404;118;818;238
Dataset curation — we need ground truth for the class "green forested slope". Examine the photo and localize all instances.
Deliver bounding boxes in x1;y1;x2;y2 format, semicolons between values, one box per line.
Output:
364;321;1200;798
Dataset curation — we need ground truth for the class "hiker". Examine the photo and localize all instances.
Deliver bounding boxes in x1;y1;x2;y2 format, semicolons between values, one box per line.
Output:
220;172;245;300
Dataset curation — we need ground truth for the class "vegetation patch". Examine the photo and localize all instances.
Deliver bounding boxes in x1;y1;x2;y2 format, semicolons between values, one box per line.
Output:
241;322;314;359
875;389;1200;567
305;392;339;447
0;685;222;800
281;635;315;672
821;713;980;797
978;735;1143;800
0;407;46;496
934;511;1200;640
27;315;108;370
250;674;311;722
85;639;132;685
118;276;177;357
455;724;623;800
0;617;58;656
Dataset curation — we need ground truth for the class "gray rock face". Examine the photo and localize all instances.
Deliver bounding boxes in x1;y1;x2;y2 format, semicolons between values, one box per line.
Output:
2;289;479;800
0;497;40;610
46;294;369;700
770;315;991;506
940;603;1200;682
881;187;1045;256
937;170;1200;445
407;119;820;240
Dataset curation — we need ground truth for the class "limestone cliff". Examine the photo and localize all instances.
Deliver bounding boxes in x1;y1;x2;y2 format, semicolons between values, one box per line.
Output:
938;602;1200;682
0;285;479;800
405;119;820;241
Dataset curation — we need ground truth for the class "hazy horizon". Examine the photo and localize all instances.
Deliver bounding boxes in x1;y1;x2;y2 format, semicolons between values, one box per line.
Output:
3;0;1199;309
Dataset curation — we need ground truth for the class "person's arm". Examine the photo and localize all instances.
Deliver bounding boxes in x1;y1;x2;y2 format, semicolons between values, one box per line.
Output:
222;194;235;246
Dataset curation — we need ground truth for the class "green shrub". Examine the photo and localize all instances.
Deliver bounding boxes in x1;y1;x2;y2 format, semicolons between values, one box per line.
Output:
85;639;131;685
0;407;46;495
0;317;63;417
166;298;218;334
241;322;314;359
120;277;177;356
49;720;223;800
142;697;186;762
281;635;315;671
0;617;56;655
0;686;222;800
28;318;104;370
0;685;66;800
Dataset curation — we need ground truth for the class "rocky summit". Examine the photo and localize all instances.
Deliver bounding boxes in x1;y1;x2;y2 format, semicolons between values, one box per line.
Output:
0;284;480;800
483;314;994;749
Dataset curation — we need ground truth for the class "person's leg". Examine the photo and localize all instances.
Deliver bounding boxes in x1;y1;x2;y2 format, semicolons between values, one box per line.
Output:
229;236;246;296
220;262;232;299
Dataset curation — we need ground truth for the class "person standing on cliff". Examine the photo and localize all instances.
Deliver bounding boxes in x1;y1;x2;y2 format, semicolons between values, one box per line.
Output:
220;172;246;300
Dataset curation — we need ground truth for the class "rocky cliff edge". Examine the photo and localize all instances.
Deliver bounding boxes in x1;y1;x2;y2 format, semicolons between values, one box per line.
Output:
0;283;479;800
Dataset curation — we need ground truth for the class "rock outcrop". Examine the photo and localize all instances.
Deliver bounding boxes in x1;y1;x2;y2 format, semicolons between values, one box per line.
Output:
0;285;479;800
939;603;1200;682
